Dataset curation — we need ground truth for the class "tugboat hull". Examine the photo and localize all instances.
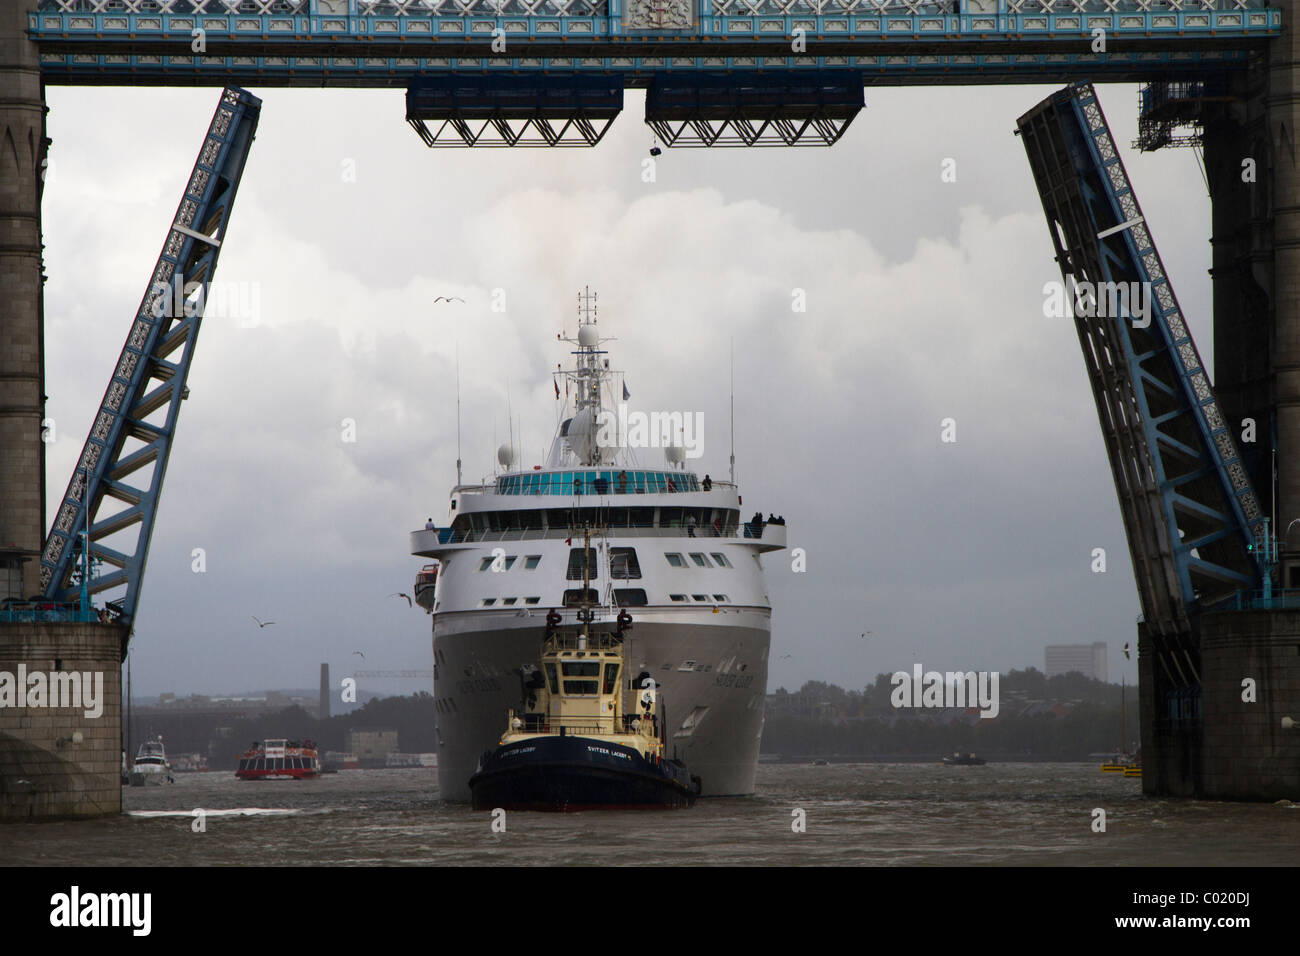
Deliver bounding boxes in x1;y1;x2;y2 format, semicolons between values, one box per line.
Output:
469;735;698;811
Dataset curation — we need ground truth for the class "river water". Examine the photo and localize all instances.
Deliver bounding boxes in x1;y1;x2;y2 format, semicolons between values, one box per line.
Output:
5;762;1296;866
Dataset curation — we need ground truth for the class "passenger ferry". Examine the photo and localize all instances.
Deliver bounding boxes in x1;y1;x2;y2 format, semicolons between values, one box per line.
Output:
410;289;786;801
235;739;322;780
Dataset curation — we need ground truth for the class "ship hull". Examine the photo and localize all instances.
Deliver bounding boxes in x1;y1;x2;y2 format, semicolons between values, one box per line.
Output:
432;611;769;802
469;735;696;811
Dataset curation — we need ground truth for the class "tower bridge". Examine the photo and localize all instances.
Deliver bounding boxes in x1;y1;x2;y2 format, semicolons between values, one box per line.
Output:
2;0;1299;816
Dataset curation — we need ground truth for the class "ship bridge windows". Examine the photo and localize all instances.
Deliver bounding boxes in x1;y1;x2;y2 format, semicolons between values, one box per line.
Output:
689;553;711;567
496;470;701;495
562;680;599;696
665;553;685;568
613;588;648;606
545;663;558;694
561;662;601;677
603;663;620;695
562;588;598;607
524;555;541;569
711;553;732;568
609;547;641;579
566;547;598;580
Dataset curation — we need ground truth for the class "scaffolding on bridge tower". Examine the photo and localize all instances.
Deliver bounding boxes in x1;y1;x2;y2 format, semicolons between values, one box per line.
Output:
1018;82;1269;713
1134;76;1235;152
38;86;261;647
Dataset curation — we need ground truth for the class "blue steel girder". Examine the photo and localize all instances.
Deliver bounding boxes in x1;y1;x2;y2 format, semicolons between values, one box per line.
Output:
39;86;261;630
29;0;1279;86
1017;82;1264;643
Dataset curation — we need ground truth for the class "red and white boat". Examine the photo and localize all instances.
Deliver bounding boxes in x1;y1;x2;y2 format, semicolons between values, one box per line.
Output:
235;738;321;780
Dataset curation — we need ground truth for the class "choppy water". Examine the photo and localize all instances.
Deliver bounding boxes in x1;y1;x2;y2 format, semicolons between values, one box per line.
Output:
5;763;1296;866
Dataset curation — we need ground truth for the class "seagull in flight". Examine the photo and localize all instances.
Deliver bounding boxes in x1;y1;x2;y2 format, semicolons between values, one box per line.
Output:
1123;642;1131;660
778;654;792;659
251;616;275;628
433;296;465;304
353;650;365;660
389;592;413;607
861;631;872;638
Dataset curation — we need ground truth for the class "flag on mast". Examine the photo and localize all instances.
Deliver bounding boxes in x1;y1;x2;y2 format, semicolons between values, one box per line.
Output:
622;380;631;401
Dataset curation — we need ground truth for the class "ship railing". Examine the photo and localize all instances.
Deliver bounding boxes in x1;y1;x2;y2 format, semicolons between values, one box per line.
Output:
419;523;781;545
454;479;739;497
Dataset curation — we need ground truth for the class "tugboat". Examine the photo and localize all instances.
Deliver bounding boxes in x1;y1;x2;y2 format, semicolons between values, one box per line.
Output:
468;526;700;811
235;739;322;780
941;752;986;766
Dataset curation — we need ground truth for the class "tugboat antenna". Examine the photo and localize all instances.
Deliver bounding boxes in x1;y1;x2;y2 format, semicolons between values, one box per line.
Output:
729;339;735;485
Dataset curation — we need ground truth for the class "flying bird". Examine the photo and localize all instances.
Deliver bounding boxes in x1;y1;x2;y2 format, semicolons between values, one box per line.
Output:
861;631;872;638
353;651;365;659
1123;642;1131;660
433;296;465;304
778;654;792;659
251;616;275;628
389;592;413;607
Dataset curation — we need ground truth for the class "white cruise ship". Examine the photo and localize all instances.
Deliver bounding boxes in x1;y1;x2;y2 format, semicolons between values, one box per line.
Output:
409;290;785;801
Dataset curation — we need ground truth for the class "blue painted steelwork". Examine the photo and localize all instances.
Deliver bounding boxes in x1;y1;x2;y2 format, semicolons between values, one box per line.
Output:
28;1;1280;86
1018;83;1265;645
39;86;262;631
646;70;862;145
407;72;623;144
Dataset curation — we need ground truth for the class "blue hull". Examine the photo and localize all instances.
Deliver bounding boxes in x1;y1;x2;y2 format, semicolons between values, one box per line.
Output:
469;735;698;811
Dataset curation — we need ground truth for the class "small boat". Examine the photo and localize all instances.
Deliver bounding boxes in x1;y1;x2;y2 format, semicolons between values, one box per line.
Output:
812;758;830;766
130;736;173;786
1100;676;1140;776
942;752;986;766
468;526;699;811
235;738;322;780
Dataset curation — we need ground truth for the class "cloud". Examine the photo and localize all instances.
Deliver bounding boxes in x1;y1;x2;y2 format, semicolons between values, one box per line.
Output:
39;83;1201;693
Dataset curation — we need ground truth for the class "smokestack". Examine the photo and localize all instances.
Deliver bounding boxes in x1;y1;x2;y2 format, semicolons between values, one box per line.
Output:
319;662;330;720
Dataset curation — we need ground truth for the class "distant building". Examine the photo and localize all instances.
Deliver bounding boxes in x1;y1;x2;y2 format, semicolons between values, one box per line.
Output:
1045;643;1108;681
346;729;399;763
319;663;330;721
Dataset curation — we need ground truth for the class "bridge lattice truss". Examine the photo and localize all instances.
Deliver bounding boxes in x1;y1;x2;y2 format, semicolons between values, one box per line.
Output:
40;87;261;629
31;0;1279;92
1018;82;1266;688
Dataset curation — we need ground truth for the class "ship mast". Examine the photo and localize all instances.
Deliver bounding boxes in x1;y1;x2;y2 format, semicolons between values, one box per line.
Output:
555;287;618;467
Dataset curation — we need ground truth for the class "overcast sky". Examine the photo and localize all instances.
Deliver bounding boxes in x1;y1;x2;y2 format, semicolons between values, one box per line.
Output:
40;81;1212;697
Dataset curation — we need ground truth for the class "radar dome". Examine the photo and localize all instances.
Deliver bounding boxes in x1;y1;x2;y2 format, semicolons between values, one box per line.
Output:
578;324;599;348
497;443;517;468
665;445;686;465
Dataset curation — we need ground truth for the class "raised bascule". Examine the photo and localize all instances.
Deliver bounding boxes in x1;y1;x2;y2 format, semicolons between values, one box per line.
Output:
0;0;1297;815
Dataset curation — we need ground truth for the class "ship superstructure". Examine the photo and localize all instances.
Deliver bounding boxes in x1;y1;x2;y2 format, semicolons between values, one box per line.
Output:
410;289;785;801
